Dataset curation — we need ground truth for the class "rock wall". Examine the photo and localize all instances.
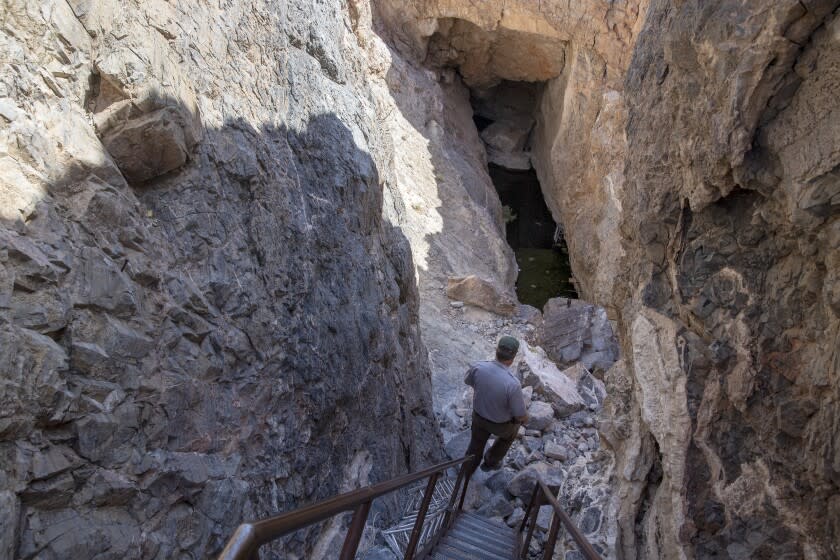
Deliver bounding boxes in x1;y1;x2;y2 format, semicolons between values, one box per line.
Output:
535;0;840;558
608;2;840;558
0;1;441;557
357;0;520;417
373;0;840;558
4;0;839;558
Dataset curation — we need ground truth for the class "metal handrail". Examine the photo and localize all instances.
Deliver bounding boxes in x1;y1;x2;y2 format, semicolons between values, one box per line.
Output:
217;455;474;560
517;477;602;560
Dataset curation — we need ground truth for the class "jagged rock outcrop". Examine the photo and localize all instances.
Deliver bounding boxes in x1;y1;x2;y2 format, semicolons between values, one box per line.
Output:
603;3;840;558
0;1;441;557
538;297;620;373
524;0;840;558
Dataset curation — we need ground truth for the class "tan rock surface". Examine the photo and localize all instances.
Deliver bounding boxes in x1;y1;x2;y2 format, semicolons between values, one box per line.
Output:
445;275;517;316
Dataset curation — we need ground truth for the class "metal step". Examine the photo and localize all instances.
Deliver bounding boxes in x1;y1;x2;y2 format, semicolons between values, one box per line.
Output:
460;511;513;531
452;516;515;541
446;526;514;555
438;534;512;560
435;540;510;560
430;510;517;560
449;519;514;544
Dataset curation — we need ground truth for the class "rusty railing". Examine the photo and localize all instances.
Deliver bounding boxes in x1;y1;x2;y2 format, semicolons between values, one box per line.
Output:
517;477;602;560
217;455;475;560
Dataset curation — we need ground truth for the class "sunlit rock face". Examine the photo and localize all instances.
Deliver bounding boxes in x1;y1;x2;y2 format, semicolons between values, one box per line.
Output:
0;1;442;557
366;2;646;425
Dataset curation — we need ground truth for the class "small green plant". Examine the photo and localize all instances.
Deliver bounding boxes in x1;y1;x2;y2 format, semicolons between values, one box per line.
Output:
502;205;517;224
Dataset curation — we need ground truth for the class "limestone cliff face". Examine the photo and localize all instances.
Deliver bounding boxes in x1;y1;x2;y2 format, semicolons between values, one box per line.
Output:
354;1;520;416
0;1;441;557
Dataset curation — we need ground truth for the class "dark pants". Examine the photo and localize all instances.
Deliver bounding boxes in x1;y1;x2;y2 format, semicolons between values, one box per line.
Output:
465;412;519;475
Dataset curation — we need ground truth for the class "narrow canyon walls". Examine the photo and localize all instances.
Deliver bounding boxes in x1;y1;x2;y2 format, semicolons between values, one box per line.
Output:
2;0;839;558
0;1;440;557
372;0;840;558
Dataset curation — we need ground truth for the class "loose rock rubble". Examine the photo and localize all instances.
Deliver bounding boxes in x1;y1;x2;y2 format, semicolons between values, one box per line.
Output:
438;316;614;558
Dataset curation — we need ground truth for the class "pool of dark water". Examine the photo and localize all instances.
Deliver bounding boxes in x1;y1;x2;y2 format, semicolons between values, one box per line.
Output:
514;244;577;310
488;163;577;309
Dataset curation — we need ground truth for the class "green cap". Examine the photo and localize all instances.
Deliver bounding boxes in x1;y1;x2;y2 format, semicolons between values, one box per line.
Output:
497;336;520;355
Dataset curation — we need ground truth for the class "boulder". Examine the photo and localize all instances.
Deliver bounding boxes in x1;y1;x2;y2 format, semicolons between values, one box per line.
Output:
445;276;517;316
485;469;516;494
537;298;619;372
522;386;534;404
444;430;472;460
525;451;544;464
480;118;531;153
520;345;586;417
102;106;197;183
525;401;554;431
485;147;531;170
522;436;543;453
506;463;564;498
561;362;589;384
478;493;514;518
514;304;542;326
506;507;526;528
544;441;567;462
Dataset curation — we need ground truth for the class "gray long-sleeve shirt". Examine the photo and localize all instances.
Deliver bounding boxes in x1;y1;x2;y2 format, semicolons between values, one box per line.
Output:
464;360;527;423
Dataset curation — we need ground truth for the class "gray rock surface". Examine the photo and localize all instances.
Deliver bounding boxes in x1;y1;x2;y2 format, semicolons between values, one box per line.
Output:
589;4;840;559
525;401;554;431
0;2;442;558
537;297;619;373
507;463;564;498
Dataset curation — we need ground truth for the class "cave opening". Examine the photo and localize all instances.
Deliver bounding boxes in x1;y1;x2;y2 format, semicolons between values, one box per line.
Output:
470;81;577;310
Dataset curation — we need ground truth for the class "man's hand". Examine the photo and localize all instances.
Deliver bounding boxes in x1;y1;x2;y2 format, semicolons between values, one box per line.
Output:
515;414;529;424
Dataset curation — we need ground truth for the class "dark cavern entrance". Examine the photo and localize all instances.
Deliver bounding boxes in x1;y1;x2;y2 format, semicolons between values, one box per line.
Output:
489;164;577;309
471;82;577;309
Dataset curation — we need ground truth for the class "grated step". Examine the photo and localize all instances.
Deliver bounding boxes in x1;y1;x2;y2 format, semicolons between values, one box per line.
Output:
431;511;516;560
439;535;512;560
447;526;514;555
435;541;509;560
460;511;514;532
453;516;515;540
452;520;514;546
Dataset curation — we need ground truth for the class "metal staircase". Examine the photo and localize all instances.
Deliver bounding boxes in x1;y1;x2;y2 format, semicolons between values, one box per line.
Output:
216;456;600;560
431;511;516;560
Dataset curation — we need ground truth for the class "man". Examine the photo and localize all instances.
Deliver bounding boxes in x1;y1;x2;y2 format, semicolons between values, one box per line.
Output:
464;336;528;474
